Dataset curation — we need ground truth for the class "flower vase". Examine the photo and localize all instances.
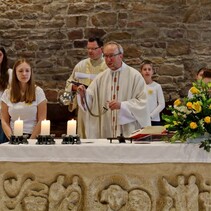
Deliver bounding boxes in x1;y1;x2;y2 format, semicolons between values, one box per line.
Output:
186;134;210;144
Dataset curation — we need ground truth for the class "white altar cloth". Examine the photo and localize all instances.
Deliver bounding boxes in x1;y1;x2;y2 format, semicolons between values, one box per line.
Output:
0;139;211;163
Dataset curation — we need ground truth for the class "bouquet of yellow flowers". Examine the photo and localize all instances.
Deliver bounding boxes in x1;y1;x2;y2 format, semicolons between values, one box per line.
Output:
162;80;211;152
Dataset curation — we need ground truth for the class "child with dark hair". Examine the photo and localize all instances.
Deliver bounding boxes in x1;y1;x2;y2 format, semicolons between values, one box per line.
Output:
188;67;207;98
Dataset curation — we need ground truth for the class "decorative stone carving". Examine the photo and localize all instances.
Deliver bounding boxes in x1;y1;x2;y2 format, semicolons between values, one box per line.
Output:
1;173;83;211
128;189;151;211
162;175;199;211
87;174;152;211
100;185;128;211
200;181;211;211
0;164;211;210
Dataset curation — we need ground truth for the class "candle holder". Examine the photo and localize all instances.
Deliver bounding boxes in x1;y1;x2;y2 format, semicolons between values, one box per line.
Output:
9;134;29;145
107;134;133;144
61;134;81;145
36;134;55;145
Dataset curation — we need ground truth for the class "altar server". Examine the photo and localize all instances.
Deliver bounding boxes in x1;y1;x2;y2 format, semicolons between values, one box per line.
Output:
140;59;165;126
65;37;107;138
77;41;151;138
1;58;47;140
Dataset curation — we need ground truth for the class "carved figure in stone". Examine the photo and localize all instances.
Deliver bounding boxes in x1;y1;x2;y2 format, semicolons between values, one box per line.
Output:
49;175;66;210
22;195;48;211
58;176;82;211
21;182;49;211
3;174;49;211
162;196;175;211
127;189;151;211
100;184;128;211
186;175;199;211
4;176;33;209
200;192;211;211
3;176;33;198
163;175;187;210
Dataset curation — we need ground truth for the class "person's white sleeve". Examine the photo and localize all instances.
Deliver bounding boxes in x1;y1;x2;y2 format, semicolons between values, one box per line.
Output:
1;89;9;105
76;91;93;112
150;85;165;119
36;87;47;104
118;102;136;125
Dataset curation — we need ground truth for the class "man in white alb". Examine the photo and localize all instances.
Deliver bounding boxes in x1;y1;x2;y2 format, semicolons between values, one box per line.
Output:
65;37;107;138
77;41;151;138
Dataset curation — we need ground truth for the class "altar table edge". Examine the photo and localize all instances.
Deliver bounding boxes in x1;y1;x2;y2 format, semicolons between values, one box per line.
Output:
0;139;210;163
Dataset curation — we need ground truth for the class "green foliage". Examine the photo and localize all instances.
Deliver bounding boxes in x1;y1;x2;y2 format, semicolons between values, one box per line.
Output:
162;80;211;152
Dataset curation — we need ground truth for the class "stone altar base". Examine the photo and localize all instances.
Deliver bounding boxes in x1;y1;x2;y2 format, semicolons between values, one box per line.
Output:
0;162;210;211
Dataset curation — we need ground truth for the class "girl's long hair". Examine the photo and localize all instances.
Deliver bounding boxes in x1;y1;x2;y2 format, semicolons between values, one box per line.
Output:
0;47;9;91
10;58;36;103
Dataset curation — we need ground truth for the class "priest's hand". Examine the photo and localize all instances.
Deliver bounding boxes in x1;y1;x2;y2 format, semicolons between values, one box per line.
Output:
108;100;121;110
77;85;86;110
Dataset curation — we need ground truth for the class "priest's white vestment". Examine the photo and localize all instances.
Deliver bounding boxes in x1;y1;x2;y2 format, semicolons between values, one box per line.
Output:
78;62;151;138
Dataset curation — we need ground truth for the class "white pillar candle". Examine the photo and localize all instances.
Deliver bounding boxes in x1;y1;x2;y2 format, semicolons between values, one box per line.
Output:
67;119;76;136
40;120;51;136
14;118;23;136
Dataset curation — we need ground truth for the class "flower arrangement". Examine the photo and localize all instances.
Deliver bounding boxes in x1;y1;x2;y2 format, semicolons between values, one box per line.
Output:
162;80;211;152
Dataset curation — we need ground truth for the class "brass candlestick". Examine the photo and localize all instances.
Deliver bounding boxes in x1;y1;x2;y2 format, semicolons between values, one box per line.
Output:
36;134;55;145
9;135;28;145
61;134;81;145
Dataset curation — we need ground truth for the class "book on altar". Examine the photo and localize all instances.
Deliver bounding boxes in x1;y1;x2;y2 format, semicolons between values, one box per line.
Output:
129;126;167;139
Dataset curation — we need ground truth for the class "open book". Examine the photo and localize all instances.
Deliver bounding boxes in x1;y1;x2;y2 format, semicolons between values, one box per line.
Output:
129;126;167;139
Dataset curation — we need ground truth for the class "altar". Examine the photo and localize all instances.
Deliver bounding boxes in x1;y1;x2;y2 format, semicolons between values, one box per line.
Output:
0;139;211;211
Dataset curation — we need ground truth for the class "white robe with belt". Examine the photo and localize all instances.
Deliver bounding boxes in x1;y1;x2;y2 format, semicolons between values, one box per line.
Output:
78;62;151;138
65;57;107;138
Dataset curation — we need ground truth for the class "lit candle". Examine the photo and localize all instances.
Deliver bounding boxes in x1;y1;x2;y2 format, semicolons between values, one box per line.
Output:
40;119;51;136
67;119;76;136
14;118;23;136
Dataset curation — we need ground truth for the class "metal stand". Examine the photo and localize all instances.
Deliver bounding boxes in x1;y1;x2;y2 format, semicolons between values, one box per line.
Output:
36;134;55;145
9;135;28;145
61;134;81;145
107;134;133;144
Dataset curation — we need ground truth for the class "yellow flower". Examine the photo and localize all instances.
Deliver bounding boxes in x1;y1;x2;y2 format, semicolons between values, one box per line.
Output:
190;87;200;94
209;104;211;109
190;122;198;129
192;101;202;113
204;116;211;124
207;82;211;88
186;102;193;109
174;99;181;107
148;89;153;95
164;124;170;129
173;121;179;125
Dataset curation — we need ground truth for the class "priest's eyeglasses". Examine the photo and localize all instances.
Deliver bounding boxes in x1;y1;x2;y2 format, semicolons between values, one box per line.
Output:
103;52;121;59
87;47;100;51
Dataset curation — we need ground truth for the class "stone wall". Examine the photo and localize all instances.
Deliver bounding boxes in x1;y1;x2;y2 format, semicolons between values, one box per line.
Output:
1;0;211;102
1;0;211;135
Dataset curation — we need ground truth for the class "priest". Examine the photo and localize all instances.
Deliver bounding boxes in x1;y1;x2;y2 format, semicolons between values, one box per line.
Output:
77;41;151;138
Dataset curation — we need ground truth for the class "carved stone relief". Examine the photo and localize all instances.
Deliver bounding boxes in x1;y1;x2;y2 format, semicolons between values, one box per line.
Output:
0;173;83;211
86;174;152;211
0;166;210;210
161;174;211;211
